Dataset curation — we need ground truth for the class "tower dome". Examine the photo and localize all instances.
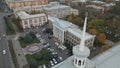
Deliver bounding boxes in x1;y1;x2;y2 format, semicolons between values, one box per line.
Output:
73;16;90;68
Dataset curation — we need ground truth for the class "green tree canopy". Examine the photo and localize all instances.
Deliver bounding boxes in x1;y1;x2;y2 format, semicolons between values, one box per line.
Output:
87;19;105;33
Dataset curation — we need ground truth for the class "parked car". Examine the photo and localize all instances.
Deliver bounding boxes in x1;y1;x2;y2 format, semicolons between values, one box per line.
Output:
55;42;59;46
59;57;62;61
50;61;54;66
52;58;57;64
3;34;6;37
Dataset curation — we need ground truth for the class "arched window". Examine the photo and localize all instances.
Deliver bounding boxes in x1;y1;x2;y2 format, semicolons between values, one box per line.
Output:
78;60;81;66
75;59;77;64
83;60;85;65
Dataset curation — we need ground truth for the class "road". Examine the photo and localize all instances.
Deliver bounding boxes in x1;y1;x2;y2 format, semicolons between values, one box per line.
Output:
0;12;13;68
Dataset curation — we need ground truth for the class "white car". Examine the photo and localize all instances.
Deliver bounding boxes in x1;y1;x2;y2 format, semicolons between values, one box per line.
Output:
3;34;6;37
2;50;6;54
55;42;59;46
53;58;57;64
50;61;54;66
59;57;62;61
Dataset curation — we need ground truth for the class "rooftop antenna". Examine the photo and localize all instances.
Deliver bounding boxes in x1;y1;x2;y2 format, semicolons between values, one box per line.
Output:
79;12;88;52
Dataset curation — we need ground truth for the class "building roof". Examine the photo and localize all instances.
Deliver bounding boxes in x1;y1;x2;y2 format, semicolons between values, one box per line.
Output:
44;5;70;11
92;42;120;68
48;16;78;31
52;56;95;68
7;0;44;2
53;19;75;31
17;11;46;20
68;27;95;40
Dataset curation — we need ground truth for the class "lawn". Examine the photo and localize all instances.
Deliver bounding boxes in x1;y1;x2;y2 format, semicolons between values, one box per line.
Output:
4;17;16;35
25;48;51;68
19;38;40;48
8;40;18;68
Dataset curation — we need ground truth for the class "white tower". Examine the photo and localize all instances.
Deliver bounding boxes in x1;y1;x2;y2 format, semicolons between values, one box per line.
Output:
73;16;90;68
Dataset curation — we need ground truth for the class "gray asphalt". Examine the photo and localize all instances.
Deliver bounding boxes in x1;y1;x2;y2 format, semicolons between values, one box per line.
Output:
0;12;12;68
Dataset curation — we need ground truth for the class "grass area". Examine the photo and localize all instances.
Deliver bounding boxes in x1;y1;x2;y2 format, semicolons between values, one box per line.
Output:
8;40;18;68
26;48;50;68
19;38;40;48
4;17;16;35
106;34;120;42
11;17;23;32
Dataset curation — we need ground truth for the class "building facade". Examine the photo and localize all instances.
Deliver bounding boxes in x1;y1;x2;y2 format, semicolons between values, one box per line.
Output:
6;0;48;10
48;16;95;47
65;28;95;47
44;2;79;18
17;11;47;29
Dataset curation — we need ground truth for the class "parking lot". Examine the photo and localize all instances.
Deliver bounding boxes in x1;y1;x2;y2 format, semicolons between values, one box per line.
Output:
23;25;70;68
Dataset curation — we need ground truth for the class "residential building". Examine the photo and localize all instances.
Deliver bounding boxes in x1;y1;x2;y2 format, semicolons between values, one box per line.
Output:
44;2;79;18
5;0;48;10
13;5;45;13
71;0;88;3
16;11;47;29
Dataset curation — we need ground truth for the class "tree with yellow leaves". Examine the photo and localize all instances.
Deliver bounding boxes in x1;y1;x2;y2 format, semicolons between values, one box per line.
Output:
97;33;106;44
88;28;97;35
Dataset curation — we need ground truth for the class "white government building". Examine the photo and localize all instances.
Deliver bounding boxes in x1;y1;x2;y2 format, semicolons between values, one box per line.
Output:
16;11;47;29
48;16;95;47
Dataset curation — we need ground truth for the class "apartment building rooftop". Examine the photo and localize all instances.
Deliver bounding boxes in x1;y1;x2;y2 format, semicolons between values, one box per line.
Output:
44;5;70;11
7;0;43;2
17;11;46;19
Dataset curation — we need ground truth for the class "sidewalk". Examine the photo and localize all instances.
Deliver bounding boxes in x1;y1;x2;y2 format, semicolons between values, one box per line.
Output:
12;39;28;68
104;39;115;46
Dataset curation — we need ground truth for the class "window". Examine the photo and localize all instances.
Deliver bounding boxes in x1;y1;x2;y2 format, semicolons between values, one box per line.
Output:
75;59;77;64
39;18;41;22
24;20;28;25
43;17;46;21
34;19;37;23
29;19;32;24
83;60;85;65
78;60;81;66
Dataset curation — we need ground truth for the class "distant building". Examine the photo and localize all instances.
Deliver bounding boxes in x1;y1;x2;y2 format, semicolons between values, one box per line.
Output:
48;16;95;47
6;0;48;10
71;0;88;3
13;5;45;13
16;11;47;29
44;2;79;18
86;5;104;13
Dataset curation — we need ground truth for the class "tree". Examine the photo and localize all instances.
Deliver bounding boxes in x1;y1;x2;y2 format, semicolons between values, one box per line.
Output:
29;31;36;38
67;14;73;22
29;59;38;68
45;28;53;35
88;28;97;35
44;51;53;60
24;34;33;43
97;33;106;44
87;19;105;33
35;53;42;60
